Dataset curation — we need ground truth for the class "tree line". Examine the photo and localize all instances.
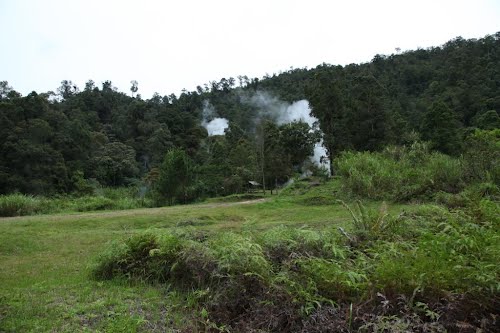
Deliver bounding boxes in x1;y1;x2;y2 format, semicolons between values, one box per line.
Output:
0;33;499;202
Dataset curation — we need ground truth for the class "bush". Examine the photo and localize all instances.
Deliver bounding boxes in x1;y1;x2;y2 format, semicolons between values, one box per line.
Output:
336;151;400;200
91;232;184;282
371;207;500;301
257;226;345;266
209;233;271;278
0;194;43;217
463;129;500;184
295;257;367;301
335;145;466;202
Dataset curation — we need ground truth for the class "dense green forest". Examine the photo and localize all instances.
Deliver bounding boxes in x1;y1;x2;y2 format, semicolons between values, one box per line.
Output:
1;33;499;202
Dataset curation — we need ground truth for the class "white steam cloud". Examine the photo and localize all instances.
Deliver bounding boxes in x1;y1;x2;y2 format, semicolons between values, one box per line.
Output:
244;91;330;172
201;100;229;136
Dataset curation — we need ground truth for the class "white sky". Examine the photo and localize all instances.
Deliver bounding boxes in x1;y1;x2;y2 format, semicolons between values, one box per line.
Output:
1;0;499;98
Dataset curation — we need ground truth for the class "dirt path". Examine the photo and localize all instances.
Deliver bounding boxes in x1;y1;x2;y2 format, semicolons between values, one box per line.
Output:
0;198;269;222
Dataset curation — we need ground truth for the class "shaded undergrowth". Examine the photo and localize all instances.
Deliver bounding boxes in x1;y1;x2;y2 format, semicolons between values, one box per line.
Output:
91;199;499;332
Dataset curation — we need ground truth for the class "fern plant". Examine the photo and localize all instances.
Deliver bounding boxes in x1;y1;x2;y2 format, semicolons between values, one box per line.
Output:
338;200;396;242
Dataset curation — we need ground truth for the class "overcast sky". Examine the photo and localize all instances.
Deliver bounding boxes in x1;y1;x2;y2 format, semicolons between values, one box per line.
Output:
1;0;499;98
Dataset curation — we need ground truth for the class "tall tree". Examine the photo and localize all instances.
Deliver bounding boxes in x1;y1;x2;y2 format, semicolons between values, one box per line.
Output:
421;101;463;155
279;121;320;168
157;148;193;205
90;142;139;186
306;68;349;174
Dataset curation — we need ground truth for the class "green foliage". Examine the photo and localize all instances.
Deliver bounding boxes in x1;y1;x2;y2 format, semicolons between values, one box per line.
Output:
257;226;346;269
157;148;193;205
279;121;320;167
463;129;500;184
70;170;96;195
73;196;116;212
0;187;154;217
1;172;498;331
421;101;463;155
91;232;184;282
336;146;467;201
472;110;500;130
295;258;367;300
2;33;500;200
89;195;499;331
90;142;139;186
0;194;42;217
372;211;500;299
339;200;399;243
210;233;271;278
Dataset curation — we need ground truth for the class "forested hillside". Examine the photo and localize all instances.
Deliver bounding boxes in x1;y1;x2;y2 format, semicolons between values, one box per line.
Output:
1;33;499;199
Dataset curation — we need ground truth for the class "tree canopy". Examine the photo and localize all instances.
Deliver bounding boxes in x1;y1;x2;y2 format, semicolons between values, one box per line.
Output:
1;33;499;198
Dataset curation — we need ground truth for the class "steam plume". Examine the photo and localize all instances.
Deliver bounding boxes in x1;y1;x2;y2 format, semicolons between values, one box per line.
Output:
243;91;330;171
201;100;229;136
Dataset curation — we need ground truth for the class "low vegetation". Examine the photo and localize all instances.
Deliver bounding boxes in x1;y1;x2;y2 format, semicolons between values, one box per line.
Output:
1;168;498;331
89;195;498;332
0;187;154;217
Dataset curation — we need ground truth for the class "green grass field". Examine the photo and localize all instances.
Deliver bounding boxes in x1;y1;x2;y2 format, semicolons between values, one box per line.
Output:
1;180;498;332
0;191;350;332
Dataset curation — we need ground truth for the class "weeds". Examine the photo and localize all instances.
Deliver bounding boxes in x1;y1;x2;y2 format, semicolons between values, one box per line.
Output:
90;197;499;332
335;147;467;202
86;168;499;332
0;187;155;217
0;193;42;216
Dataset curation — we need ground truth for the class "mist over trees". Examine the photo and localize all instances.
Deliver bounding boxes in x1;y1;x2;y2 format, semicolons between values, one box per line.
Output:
1;33;499;202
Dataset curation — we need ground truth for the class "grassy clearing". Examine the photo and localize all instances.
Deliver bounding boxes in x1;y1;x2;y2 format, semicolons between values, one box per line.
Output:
0;190;364;332
2;178;498;332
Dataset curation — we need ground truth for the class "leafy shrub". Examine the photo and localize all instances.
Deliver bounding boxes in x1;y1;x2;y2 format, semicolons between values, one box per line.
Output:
0;194;43;217
335;146;466;202
463;129;500;184
372;211;500;300
91;232;184;282
295;258;367;301
336;151;399;200
209;233;271;278
257;226;345;266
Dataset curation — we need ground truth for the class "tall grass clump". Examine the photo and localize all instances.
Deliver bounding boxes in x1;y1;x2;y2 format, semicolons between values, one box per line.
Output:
335;151;400;200
0;194;43;217
0;186;155;217
335;143;466;202
372;211;500;300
